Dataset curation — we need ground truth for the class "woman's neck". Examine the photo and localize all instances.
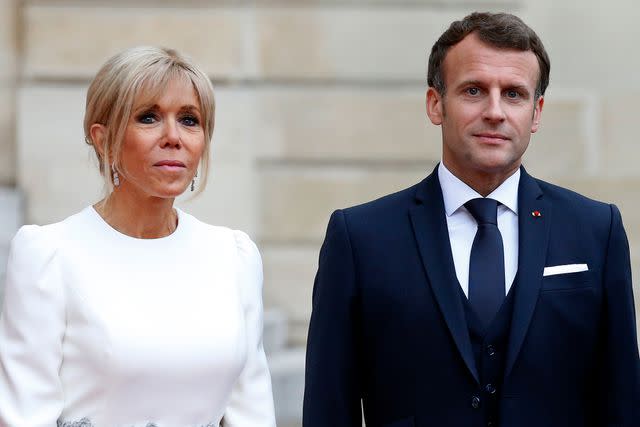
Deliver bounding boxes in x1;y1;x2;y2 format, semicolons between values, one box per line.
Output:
94;187;178;239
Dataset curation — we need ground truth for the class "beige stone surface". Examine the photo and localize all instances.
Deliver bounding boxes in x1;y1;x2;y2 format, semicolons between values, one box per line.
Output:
0;0;15;75
256;87;439;161
523;94;594;181
17;85;259;233
601;93;639;178
23;5;536;82
523;0;640;93
262;244;319;344
260;166;432;242
0;93;15;186
17;85;102;224
23;5;252;80
0;0;16;185
256;8;469;80
25;0;519;5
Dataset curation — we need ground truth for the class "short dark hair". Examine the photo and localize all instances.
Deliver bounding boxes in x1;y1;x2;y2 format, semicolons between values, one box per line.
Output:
427;12;550;98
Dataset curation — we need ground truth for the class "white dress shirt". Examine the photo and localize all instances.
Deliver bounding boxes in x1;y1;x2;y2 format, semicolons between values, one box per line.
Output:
0;206;276;427
438;163;520;297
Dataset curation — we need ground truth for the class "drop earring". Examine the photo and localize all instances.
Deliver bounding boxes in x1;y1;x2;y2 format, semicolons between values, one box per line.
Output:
191;170;198;192
112;164;120;187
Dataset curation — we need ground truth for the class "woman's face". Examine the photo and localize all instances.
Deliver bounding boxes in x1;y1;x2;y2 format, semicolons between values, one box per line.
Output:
117;78;205;199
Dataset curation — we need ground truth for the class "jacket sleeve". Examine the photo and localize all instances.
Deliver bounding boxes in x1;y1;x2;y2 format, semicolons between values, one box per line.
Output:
597;204;640;426
0;225;65;427
303;210;363;427
221;231;276;427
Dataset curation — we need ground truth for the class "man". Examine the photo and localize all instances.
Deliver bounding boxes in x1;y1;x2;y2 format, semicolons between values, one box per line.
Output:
303;12;639;427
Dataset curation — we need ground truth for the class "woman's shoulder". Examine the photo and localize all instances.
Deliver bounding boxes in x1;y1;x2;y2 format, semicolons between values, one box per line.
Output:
10;209;84;254
176;211;264;311
9;224;57;267
11;207;94;247
179;211;261;273
7;208;93;278
179;210;259;253
231;229;260;261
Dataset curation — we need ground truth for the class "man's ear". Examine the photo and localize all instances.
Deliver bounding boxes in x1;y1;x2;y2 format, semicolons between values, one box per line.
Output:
531;95;544;133
426;87;444;125
89;123;107;158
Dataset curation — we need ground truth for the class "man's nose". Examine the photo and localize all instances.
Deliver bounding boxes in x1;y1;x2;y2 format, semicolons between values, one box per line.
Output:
482;92;506;122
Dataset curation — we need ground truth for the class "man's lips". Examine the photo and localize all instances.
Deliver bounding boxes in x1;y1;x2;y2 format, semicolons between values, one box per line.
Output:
473;133;510;143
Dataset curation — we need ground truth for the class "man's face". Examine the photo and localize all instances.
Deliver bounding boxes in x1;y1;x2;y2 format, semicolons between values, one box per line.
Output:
426;33;544;189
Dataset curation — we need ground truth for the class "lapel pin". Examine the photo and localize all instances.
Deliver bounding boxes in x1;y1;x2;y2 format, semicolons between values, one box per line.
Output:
531;210;542;217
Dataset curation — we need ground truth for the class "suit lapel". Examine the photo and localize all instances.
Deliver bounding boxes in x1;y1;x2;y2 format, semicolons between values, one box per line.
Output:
409;169;479;384
504;167;551;379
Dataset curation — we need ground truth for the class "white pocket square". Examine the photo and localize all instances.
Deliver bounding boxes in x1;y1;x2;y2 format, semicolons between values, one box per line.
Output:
543;264;589;277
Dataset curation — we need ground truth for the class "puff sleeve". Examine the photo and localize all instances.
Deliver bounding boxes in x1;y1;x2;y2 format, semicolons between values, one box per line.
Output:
0;225;65;427
221;231;276;427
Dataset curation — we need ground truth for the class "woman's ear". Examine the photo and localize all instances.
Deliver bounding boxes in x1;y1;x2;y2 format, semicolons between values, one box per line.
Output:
89;123;107;158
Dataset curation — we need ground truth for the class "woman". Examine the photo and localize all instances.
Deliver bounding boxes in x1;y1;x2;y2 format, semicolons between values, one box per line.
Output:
0;47;276;427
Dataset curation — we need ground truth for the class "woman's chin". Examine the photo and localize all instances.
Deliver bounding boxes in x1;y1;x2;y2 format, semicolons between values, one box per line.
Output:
148;184;191;199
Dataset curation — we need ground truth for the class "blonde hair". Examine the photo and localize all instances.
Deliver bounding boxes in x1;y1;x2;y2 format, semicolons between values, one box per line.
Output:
84;46;215;194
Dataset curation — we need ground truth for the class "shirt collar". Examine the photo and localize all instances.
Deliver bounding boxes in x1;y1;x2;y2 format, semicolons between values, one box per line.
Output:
437;162;520;217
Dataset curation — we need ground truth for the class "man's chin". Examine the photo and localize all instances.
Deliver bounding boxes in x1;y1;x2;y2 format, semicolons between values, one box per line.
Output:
470;156;521;177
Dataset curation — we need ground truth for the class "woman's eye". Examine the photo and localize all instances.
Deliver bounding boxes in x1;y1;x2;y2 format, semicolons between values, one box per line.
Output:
137;113;157;124
180;115;200;127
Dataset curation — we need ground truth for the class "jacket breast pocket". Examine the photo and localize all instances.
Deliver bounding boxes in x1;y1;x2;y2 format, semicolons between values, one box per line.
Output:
540;269;594;292
384;416;415;427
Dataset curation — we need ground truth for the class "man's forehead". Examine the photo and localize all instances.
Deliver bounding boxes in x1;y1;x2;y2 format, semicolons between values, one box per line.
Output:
443;33;539;86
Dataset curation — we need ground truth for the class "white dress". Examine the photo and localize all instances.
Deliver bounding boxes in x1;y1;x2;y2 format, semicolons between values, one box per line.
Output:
0;207;276;427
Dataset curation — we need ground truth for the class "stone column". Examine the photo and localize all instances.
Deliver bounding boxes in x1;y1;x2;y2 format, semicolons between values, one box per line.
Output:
0;0;16;186
0;0;19;302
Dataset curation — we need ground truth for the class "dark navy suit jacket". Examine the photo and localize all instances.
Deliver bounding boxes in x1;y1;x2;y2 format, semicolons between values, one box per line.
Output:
303;166;639;427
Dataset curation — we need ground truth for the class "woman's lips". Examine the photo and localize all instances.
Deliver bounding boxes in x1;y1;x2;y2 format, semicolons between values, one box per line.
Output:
154;160;185;167
153;160;186;171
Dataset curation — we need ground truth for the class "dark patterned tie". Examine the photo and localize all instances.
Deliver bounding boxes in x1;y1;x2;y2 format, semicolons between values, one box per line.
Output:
465;198;505;327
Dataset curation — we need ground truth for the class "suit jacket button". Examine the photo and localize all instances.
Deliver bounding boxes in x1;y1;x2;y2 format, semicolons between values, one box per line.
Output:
471;395;481;409
485;383;496;394
487;344;496;357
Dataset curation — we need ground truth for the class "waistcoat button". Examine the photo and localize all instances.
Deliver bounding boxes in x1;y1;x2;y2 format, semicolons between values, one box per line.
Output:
471;395;481;409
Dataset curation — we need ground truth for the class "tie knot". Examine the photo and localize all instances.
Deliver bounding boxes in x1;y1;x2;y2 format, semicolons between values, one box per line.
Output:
465;198;498;225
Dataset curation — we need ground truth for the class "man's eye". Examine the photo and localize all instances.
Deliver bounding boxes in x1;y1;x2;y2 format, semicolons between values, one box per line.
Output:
180;116;199;127
466;87;480;96
505;90;520;99
137;113;157;124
